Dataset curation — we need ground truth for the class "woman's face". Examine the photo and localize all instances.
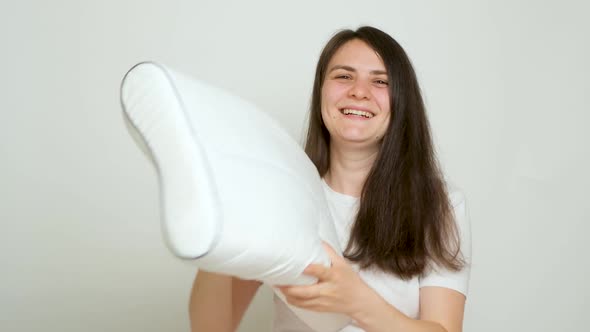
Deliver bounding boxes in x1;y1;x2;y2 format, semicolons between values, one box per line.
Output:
321;39;391;150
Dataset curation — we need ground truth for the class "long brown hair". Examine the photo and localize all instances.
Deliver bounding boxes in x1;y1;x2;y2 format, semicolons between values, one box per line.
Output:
305;26;464;279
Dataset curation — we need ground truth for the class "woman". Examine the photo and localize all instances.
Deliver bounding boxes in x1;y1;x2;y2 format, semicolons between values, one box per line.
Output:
189;26;470;332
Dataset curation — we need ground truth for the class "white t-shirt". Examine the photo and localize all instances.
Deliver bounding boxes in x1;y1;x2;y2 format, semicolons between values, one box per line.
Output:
273;180;472;332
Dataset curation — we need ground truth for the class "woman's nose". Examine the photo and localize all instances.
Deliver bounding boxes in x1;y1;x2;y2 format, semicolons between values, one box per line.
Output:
348;80;370;100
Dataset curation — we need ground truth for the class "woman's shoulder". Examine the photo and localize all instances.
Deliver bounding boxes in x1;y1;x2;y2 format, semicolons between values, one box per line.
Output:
445;183;470;235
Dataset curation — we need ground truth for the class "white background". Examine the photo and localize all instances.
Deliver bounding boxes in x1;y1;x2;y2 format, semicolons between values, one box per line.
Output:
1;1;589;331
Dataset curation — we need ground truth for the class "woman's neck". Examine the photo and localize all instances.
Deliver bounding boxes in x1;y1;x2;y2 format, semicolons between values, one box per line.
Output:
324;143;379;198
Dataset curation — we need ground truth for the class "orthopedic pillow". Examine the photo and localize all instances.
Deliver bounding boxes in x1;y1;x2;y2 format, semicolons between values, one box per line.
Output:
120;62;350;331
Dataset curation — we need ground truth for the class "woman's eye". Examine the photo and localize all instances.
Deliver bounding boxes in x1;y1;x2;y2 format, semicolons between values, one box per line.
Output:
375;80;389;85
336;75;351;79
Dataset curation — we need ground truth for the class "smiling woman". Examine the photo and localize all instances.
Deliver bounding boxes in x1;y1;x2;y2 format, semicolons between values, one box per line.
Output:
184;26;471;332
275;26;472;332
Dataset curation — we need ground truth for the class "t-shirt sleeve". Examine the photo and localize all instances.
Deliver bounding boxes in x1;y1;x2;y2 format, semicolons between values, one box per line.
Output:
419;189;472;296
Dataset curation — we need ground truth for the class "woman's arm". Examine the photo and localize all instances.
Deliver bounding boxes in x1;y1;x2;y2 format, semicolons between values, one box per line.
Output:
350;286;465;332
279;244;466;332
188;270;262;332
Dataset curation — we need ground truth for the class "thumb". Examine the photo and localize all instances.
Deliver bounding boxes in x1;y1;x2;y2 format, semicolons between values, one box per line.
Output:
322;241;345;266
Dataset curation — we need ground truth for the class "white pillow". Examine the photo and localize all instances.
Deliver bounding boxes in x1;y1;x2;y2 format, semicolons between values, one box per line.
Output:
120;62;350;331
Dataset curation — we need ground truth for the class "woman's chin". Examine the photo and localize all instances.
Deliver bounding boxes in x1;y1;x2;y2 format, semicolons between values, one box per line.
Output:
333;135;380;150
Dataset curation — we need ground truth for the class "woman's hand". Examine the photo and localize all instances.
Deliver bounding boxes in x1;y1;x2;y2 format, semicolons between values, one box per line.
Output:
277;242;381;317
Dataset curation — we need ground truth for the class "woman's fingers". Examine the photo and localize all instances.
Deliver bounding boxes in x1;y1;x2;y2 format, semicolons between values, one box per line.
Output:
303;263;330;280
279;284;323;300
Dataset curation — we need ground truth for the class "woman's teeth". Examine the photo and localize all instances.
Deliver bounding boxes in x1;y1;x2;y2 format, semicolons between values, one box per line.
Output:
341;109;374;118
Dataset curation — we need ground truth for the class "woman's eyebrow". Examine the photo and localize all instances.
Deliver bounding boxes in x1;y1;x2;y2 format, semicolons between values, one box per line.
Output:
371;70;388;75
328;65;355;73
328;65;387;75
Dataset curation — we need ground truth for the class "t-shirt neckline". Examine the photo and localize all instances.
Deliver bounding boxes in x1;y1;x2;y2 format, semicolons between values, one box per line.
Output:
321;178;360;205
